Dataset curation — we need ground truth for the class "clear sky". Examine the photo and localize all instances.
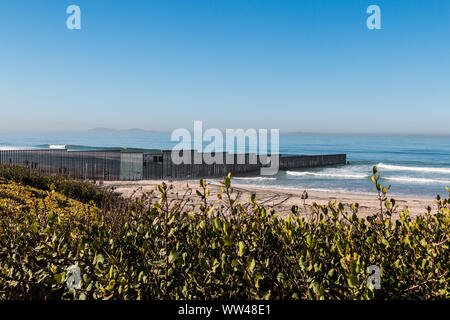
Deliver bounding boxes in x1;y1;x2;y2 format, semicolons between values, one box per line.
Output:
0;0;449;134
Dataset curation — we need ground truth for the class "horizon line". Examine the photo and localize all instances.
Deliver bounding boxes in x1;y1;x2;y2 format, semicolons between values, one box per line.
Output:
1;128;450;138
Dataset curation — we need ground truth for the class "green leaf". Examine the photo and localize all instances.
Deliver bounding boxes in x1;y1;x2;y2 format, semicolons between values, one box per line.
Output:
347;274;358;287
214;218;222;230
54;272;64;283
225;176;231;188
248;258;256;274
311;281;320;293
94;254;104;265
169;250;179;264
223;235;234;246
328;268;336;277
276;272;284;283
238;241;246;257
223;221;231;235
31;223;38;234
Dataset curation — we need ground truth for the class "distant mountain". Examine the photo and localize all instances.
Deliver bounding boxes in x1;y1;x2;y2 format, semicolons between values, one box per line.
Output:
88;128;161;134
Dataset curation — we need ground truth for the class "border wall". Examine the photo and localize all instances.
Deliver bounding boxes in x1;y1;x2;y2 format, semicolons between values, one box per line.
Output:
0;149;346;181
279;154;347;170
0;149;122;180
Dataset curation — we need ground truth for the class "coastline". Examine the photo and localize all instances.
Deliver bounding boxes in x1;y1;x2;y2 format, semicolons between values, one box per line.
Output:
103;179;436;218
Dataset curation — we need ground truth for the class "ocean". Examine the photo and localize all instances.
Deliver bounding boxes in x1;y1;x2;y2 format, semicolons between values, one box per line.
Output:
1;132;449;198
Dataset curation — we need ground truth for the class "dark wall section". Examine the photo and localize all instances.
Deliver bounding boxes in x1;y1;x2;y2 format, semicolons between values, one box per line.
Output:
0;150;346;181
0;149;121;180
279;154;347;170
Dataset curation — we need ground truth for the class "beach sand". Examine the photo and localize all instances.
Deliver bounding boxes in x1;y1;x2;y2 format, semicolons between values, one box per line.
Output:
102;178;437;219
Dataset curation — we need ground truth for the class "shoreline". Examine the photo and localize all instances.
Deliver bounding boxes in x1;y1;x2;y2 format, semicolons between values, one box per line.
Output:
103;179;437;218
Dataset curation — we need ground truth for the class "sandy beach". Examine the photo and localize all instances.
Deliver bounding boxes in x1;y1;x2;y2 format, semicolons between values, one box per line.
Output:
102;178;437;219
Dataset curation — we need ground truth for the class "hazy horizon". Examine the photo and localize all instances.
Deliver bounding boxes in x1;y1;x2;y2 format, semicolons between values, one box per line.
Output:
1;127;450;138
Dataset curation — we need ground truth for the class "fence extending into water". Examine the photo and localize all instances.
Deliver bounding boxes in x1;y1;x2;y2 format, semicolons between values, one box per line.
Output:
0;149;346;181
279;154;347;170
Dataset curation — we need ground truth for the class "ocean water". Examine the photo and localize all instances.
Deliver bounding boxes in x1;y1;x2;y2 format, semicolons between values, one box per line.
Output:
1;132;449;198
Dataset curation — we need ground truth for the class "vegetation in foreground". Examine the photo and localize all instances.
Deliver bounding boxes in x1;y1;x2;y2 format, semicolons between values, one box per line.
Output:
0;165;448;300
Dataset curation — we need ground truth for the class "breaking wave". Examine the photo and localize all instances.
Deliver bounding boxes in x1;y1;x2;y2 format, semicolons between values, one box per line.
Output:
286;171;368;179
377;163;450;174
384;176;450;185
233;176;277;181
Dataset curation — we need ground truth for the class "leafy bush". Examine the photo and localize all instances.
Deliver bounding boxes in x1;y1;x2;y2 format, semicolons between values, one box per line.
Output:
0;166;448;300
0;164;118;206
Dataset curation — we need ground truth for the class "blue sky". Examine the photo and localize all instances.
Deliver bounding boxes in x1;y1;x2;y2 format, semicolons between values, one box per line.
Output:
0;0;449;134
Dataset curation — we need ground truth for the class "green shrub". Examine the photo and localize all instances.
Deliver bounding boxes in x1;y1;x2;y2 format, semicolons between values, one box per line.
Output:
0;167;448;300
0;164;119;206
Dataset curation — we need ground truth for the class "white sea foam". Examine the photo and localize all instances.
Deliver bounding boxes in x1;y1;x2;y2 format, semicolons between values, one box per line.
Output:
286;171;368;179
49;144;66;149
232;176;277;181
384;176;450;185
377;163;450;174
0;146;29;150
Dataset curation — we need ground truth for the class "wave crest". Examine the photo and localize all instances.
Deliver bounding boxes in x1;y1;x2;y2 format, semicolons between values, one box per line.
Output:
377;163;450;174
233;176;277;181
49;144;66;149
286;171;368;179
385;176;450;185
